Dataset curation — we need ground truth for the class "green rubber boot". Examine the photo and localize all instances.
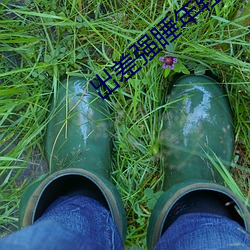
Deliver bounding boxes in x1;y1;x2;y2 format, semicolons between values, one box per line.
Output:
147;75;250;249
19;77;127;242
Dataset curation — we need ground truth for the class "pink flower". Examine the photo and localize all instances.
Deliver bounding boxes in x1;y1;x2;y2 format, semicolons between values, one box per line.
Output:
159;53;177;70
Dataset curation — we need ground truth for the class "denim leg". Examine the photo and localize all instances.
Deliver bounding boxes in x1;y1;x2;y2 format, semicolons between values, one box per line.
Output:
0;196;123;250
155;213;250;250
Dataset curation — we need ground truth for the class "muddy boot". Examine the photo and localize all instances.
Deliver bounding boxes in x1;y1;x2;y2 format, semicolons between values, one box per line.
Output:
19;77;127;242
147;75;250;249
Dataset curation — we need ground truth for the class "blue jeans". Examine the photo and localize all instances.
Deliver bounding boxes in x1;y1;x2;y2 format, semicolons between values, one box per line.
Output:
0;196;123;250
156;213;250;250
0;196;249;249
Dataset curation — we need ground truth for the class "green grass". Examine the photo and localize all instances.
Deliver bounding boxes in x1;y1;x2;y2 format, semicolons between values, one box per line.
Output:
0;0;250;248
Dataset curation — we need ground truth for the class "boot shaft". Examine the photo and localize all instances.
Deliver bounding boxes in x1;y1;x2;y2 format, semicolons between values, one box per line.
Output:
160;75;234;189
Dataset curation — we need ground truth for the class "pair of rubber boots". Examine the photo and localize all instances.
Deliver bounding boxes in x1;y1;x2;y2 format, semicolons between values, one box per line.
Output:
19;75;250;249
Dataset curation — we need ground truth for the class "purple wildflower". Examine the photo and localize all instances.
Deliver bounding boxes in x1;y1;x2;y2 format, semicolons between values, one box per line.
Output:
159;53;177;70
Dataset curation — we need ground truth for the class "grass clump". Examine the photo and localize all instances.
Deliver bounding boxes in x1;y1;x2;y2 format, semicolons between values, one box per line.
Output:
0;0;249;248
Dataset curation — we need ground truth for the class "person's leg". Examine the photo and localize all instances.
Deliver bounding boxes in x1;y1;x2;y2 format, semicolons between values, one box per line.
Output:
16;77;126;249
147;75;250;249
0;195;123;250
155;213;250;250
